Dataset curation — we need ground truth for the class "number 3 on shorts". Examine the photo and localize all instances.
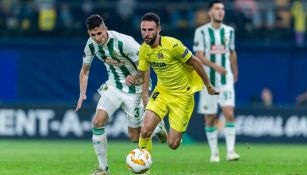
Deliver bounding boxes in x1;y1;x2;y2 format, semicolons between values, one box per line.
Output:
134;108;140;118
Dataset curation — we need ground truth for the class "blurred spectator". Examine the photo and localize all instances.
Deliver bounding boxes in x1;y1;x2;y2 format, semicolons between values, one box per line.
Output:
296;90;307;106
253;0;275;30
234;0;257;33
0;0;303;44
194;8;209;27
114;0;136;35
2;0;20;35
35;0;56;33
81;0;94;19
18;0;38;36
166;2;195;30
261;88;274;108
291;0;306;47
250;88;274;108
275;0;291;30
58;1;74;36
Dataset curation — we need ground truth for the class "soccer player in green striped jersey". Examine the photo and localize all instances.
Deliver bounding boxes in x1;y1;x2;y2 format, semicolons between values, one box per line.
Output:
193;0;239;162
75;14;167;175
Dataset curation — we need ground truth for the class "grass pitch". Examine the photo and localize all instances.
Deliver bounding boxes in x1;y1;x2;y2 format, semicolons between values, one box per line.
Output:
0;140;305;175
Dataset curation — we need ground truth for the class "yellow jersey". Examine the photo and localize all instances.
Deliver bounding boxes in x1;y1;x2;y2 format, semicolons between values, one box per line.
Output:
138;36;203;94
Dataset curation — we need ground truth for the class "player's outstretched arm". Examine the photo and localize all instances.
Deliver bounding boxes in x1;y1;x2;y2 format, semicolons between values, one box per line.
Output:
125;71;145;86
186;55;219;95
75;64;90;111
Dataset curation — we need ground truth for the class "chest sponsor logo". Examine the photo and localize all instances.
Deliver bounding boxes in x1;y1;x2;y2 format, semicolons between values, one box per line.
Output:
150;62;167;69
209;45;226;54
104;57;126;67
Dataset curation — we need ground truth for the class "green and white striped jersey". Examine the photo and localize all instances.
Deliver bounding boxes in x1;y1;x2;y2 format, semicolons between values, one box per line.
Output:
83;30;141;94
193;23;235;87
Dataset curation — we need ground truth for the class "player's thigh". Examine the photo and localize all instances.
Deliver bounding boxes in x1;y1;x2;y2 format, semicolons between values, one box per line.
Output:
146;88;168;121
218;85;235;108
168;93;194;132
198;88;219;115
221;106;235;121
122;92;144;128
96;86;122;121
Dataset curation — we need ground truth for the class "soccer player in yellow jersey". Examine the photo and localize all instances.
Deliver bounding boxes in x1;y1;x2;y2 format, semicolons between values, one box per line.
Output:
126;12;219;157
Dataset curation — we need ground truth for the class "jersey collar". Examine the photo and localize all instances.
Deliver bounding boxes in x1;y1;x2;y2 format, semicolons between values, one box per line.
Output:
209;23;223;30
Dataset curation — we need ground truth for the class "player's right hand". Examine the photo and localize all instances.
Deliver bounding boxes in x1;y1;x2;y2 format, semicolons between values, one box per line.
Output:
75;94;87;112
207;85;219;95
125;75;135;86
214;65;227;75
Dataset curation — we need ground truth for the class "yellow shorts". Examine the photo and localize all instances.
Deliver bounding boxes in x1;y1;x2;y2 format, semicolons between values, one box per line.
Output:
146;87;195;132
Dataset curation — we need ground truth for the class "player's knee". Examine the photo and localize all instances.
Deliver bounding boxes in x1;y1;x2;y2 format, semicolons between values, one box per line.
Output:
129;133;140;143
224;111;234;122
168;140;180;150
93;118;104;127
140;127;153;138
205;115;216;126
130;137;139;143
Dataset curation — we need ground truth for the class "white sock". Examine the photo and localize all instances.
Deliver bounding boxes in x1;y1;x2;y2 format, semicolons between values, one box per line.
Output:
224;122;236;153
92;127;108;171
152;120;163;137
205;127;219;156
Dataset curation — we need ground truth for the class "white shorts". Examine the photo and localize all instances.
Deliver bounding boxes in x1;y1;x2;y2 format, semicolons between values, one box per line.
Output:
97;84;143;128
198;84;235;114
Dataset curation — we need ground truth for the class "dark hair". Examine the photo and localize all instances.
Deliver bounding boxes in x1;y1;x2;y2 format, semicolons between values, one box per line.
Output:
141;12;160;26
86;14;105;30
208;0;223;10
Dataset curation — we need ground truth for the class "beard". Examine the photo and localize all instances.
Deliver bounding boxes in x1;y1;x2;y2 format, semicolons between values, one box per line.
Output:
213;17;223;23
144;33;157;45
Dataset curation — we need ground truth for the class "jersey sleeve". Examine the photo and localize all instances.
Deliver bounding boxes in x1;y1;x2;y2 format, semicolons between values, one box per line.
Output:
83;40;95;64
229;28;235;51
122;36;140;63
173;40;193;63
137;46;150;72
193;28;205;52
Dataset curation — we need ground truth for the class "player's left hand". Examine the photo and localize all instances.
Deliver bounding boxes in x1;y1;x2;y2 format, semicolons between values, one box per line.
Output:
207;85;219;95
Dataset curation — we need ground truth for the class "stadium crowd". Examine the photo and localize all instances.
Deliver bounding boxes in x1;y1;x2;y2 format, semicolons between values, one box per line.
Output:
0;0;305;45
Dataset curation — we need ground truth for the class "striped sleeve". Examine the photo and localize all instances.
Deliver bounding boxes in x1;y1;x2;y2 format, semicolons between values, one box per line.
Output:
83;39;95;64
229;27;235;51
193;27;205;52
121;36;140;63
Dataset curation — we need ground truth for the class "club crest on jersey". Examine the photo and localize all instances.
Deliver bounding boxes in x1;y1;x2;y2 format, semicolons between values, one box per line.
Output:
157;52;164;59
